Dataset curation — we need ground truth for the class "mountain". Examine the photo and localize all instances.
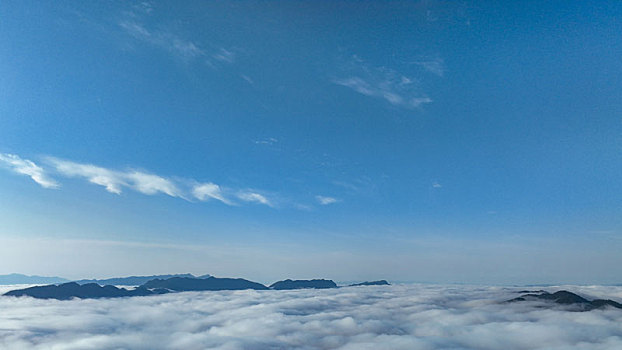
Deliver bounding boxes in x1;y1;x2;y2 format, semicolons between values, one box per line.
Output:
142;277;268;291
269;279;338;290
0;273;68;285
349;280;390;287
73;273;210;286
508;290;622;311
3;282;169;300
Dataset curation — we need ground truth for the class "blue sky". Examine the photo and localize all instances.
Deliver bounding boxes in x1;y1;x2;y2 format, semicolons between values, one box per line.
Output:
1;1;621;284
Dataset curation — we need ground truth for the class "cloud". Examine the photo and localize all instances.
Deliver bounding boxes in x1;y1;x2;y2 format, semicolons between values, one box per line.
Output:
51;159;125;194
254;137;278;145
192;182;231;205
50;158;181;198
0;153;59;189
212;48;235;63
1;285;622;349
237;191;272;207
47;157;276;206
125;171;180;197
1;153;304;208
241;74;254;85
118;7;238;68
333;56;434;109
411;57;445;77
119;20;204;60
432;181;442;188
315;195;339;205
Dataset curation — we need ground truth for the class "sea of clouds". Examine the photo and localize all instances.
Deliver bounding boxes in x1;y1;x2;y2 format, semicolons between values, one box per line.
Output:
1;284;622;350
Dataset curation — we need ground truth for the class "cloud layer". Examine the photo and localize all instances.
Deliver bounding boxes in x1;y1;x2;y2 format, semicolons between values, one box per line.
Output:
1;284;621;349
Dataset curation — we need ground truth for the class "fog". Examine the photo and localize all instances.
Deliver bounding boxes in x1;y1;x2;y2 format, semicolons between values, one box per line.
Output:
1;284;621;349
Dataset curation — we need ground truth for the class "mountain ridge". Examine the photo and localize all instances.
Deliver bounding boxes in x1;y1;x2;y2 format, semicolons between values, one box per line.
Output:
73;273;211;286
0;273;68;285
507;290;622;311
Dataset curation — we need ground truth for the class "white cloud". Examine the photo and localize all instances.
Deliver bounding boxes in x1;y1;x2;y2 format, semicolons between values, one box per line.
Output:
316;195;339;205
212;48;235;63
192;182;231;205
0;153;59;189
333;56;434;109
237;191;272;206
51;159;125;194
411;57;446;77
125;171;181;197
50;158;180;198
2;153;303;209
118;8;238;68
254;137;278;145
119;20;204;60
1;285;622;349
241;74;254;85
432;181;442;188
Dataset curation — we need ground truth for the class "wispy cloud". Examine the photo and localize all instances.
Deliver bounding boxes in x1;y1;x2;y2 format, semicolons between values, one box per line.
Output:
47;157;276;207
315;195;339;205
0;153;59;189
192;182;231;205
119;20;204;60
254;137;278;145
51;160;125;194
118;7;237;67
0;153;335;209
237;191;272;207
432;181;442;188
50;158;181;198
411;57;445;77
240;74;254;85
333;56;434;109
212;48;235;63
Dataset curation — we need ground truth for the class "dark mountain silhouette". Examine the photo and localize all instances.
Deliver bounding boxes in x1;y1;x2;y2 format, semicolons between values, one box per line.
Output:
508;290;622;311
73;273;210;286
3;282;169;300
142;277;268;291
349;280;390;287
269;279;338;290
0;273;68;285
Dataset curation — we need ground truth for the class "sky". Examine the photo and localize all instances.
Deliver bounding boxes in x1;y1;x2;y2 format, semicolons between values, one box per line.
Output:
0;1;621;284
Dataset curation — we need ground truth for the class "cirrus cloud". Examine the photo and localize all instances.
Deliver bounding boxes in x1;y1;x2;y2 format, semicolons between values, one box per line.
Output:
0;153;59;189
333;55;435;109
0;153;335;210
237;191;272;207
316;195;340;205
192;182;231;205
50;158;181;198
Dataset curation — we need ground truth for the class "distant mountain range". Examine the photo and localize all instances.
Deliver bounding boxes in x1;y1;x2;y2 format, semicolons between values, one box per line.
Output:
2;276;390;300
349;280;390;287
143;277;268;291
0;273;68;285
73;274;211;286
270;279;338;290
4;282;169;300
507;290;622;311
